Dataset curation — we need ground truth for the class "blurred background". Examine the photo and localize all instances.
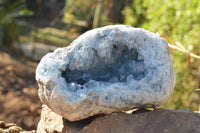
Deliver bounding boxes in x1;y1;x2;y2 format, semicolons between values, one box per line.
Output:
0;0;200;130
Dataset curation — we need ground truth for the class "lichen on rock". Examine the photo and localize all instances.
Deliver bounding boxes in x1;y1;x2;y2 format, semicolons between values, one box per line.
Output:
36;25;176;121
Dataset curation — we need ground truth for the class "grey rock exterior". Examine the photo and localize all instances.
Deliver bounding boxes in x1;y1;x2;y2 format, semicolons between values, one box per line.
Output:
36;25;175;121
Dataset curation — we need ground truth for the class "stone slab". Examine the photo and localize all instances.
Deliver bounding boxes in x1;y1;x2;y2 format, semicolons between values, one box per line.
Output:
37;105;200;133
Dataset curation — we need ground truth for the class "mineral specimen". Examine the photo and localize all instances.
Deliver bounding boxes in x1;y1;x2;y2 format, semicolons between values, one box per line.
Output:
36;25;175;121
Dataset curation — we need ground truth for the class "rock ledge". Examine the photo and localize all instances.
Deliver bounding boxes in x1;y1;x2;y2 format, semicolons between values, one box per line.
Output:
37;105;200;133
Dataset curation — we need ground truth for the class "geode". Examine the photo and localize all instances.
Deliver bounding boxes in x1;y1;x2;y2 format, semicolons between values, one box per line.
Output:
36;25;175;121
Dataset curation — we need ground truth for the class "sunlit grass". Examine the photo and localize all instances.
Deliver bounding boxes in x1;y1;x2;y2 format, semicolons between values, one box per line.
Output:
19;27;79;46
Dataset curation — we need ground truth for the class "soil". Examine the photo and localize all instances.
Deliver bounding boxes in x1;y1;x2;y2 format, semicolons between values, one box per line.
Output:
0;51;42;130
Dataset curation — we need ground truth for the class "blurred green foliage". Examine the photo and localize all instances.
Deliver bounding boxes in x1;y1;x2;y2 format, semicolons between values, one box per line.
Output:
19;27;76;46
0;0;33;46
63;0;95;31
123;0;200;110
62;0;127;32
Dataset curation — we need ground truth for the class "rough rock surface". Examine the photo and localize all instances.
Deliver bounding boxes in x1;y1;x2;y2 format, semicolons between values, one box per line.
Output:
37;105;200;133
36;25;175;121
37;105;64;133
0;121;35;133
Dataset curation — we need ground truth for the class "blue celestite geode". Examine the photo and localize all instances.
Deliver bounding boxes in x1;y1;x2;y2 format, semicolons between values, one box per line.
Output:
36;25;176;121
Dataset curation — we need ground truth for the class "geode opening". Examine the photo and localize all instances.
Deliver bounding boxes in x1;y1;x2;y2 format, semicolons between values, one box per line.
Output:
61;45;146;85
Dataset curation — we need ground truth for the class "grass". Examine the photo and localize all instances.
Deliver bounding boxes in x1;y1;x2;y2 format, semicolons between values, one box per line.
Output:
19;27;79;47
